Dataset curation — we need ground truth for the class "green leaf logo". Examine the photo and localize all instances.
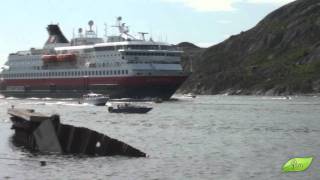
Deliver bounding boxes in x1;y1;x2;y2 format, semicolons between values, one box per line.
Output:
282;157;313;172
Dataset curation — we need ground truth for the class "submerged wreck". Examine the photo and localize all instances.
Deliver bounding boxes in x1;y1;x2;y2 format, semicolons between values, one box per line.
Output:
8;108;146;157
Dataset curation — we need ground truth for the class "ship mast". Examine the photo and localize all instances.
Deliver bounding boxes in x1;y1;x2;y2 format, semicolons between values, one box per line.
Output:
104;23;108;41
112;16;136;40
138;32;148;41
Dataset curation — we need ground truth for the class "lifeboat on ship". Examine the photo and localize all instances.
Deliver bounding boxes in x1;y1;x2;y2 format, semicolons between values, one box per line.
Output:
57;53;76;62
41;54;58;63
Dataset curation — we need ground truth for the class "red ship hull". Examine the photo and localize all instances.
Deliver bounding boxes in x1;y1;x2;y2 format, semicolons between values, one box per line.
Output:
0;75;188;100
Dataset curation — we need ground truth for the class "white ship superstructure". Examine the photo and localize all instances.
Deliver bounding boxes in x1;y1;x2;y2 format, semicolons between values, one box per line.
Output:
0;17;188;99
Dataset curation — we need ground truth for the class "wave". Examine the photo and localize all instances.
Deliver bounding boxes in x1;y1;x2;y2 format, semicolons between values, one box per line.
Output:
60;98;74;101
21;102;46;105
62;102;92;107
41;97;53;100
0;102;9;105
6;97;18;100
262;96;292;100
26;97;40;100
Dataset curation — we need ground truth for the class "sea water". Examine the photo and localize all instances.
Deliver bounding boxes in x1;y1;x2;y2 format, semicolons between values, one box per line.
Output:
0;95;319;180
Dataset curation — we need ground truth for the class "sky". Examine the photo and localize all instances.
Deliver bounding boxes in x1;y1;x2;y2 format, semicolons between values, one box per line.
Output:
0;0;295;65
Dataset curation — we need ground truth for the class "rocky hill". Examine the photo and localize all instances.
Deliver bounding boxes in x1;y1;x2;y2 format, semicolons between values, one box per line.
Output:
179;0;320;95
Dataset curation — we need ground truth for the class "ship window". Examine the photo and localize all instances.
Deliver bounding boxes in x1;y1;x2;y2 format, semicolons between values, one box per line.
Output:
110;71;112;75
126;70;128;74
160;46;169;50
83;48;93;53
94;46;115;51
118;70;120;74
114;70;116;75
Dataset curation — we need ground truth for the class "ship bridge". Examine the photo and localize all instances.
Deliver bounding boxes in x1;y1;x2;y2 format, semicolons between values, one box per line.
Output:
70;20;104;46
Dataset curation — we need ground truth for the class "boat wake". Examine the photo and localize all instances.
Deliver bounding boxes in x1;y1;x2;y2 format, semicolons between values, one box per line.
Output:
262;96;292;100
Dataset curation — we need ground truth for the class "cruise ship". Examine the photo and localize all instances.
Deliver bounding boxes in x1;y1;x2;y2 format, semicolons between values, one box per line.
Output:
0;17;188;99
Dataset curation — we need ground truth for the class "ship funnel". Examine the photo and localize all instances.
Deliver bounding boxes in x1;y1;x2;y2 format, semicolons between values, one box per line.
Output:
44;24;69;46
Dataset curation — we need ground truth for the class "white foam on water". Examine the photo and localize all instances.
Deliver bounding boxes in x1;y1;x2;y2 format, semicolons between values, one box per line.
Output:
41;97;53;100
60;98;74;101
6;97;18;100
262;96;292;100
0;102;8;106
44;101;65;106
62;102;92;107
21;102;46;105
26;97;40;100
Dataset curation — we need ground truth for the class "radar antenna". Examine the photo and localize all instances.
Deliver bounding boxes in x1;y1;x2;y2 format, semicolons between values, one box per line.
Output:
78;28;83;37
85;20;97;38
88;20;94;31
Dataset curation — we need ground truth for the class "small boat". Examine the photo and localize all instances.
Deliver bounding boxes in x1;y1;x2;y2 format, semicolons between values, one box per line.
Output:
183;93;196;98
57;53;77;62
42;54;58;63
80;93;109;106
108;103;152;114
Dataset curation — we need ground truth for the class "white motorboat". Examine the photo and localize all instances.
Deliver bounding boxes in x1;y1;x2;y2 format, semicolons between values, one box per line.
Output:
80;93;109;106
